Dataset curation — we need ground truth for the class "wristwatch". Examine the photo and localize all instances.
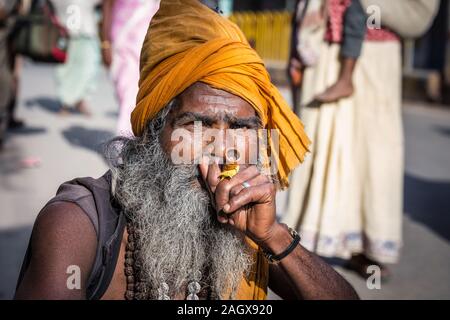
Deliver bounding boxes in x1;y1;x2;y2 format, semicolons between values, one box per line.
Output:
262;226;301;264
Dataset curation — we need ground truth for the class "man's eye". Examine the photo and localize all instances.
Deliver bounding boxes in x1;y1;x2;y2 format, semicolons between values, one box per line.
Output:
230;125;249;130
181;121;209;127
179;121;197;128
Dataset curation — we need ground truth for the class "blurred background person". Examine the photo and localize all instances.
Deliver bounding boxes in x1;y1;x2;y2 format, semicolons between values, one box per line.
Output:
101;0;160;136
289;0;367;115
0;0;25;148
283;0;406;280
413;0;449;104
314;0;366;103
0;0;17;146
53;0;102;116
287;0;304;116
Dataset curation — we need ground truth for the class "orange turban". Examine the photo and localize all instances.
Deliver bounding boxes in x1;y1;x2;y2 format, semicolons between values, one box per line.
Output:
131;0;311;189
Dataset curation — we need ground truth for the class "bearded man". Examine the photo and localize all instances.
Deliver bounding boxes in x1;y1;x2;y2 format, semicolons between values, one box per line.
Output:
14;0;358;300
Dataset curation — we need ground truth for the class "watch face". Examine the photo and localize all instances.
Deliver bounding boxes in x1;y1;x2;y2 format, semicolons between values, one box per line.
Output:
289;227;298;238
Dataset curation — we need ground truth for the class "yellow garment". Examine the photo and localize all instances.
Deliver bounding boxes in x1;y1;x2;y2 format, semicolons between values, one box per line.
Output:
131;0;311;189
234;238;269;300
217;236;268;300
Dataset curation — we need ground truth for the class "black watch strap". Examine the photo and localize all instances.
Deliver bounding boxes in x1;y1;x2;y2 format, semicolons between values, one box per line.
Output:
262;226;301;264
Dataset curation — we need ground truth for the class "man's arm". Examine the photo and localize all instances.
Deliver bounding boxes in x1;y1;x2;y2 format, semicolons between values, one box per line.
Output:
14;202;97;299
199;162;359;300
266;223;359;300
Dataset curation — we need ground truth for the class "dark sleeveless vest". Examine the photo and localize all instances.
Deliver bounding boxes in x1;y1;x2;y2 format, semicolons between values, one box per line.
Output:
15;171;126;300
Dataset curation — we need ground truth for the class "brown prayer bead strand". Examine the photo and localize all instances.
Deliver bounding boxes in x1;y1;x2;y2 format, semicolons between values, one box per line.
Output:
125;222;138;300
124;221;215;300
125;222;150;300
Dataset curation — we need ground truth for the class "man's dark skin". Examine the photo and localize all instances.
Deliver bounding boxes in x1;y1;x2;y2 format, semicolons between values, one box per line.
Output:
15;83;359;300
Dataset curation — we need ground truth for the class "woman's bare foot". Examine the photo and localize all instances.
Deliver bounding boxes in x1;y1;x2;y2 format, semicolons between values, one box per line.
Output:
315;78;354;103
316;57;357;103
58;105;71;116
75;100;91;117
345;254;391;282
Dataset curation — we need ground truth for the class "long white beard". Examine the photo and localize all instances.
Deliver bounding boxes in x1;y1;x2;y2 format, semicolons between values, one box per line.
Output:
111;135;253;299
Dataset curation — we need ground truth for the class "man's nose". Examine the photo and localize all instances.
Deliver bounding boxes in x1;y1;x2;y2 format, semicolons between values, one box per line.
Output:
208;136;227;164
207;132;242;165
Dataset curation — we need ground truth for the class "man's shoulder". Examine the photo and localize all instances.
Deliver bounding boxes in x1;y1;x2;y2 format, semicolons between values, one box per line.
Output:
32;196;99;263
15;170;114;298
35;201;97;245
14;201;98;299
45;170;113;233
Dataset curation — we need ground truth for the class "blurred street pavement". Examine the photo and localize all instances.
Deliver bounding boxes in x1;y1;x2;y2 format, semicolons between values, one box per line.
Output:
1;61;449;299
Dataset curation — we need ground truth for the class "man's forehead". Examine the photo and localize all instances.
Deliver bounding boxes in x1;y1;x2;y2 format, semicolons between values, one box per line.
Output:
197;94;244;110
177;83;256;118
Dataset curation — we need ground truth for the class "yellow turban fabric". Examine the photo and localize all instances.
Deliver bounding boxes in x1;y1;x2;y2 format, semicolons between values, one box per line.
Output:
131;0;311;189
